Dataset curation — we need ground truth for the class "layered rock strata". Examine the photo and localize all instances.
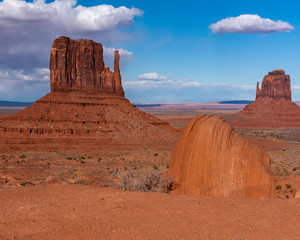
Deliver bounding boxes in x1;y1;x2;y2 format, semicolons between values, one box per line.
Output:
0;37;177;152
170;114;275;198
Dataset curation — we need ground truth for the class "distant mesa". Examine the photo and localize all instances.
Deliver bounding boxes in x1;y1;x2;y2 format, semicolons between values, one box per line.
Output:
224;69;300;127
0;36;178;152
219;100;253;105
0;101;34;107
170;114;275;198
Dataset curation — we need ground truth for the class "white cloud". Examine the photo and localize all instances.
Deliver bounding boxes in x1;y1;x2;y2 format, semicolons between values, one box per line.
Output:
125;79;256;89
0;68;50;82
0;0;143;70
102;46;133;70
0;0;143;33
0;68;50;101
103;46;133;58
137;72;167;81
103;46;133;62
124;79;258;102
209;14;294;34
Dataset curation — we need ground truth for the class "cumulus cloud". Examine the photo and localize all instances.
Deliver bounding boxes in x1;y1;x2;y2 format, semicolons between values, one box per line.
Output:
209;14;294;34
137;72;167;81
103;46;133;69
103;46;133;58
0;0;143;33
0;67;50;101
0;68;50;82
0;0;142;69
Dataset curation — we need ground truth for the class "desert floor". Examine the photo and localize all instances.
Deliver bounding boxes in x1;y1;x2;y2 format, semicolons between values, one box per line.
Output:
0;103;299;240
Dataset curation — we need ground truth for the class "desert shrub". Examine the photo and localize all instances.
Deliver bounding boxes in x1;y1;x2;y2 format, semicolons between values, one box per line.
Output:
20;182;27;186
292;167;299;171
276;185;282;190
285;183;292;188
114;169;174;193
74;176;88;185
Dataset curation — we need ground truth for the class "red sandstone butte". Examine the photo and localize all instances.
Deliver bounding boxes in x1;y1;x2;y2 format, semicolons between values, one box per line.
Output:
170;114;275;198
0;36;178;152
255;69;291;100
225;69;300;127
50;36;124;96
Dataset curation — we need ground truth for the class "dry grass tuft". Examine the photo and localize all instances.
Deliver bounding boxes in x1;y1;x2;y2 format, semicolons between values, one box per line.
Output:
113;169;174;193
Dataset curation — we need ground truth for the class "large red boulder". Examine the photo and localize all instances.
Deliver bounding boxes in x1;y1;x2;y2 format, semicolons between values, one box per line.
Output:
170;114;275;198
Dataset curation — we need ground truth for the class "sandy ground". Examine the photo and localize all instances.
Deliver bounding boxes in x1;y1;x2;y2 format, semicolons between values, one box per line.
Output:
0;105;300;239
0;184;299;240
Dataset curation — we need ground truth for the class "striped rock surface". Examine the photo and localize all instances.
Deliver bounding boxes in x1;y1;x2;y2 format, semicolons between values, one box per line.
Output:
170;114;275;198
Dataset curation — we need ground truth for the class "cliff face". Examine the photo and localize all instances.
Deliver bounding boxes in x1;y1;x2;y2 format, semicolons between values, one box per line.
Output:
50;36;124;96
256;70;291;100
170;114;275;199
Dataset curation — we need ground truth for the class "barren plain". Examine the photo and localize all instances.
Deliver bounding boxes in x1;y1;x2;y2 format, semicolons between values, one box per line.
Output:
0;103;299;239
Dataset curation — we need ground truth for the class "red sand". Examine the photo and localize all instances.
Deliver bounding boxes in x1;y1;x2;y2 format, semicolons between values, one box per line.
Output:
0;184;299;240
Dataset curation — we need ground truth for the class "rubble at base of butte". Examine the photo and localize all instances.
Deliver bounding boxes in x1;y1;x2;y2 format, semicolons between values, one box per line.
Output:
233;69;300;127
0;36;178;152
170;114;275;199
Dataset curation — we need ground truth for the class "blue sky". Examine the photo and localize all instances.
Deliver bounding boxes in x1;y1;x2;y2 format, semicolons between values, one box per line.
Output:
0;0;299;102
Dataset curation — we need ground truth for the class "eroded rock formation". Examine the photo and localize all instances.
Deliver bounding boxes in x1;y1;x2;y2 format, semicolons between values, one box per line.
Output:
0;36;177;152
170;114;275;198
255;70;291;100
225;69;300;127
50;36;124;96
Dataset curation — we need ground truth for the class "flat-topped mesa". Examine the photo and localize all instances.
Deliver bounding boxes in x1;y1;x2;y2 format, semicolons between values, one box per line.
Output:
50;36;124;96
256;69;291;100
